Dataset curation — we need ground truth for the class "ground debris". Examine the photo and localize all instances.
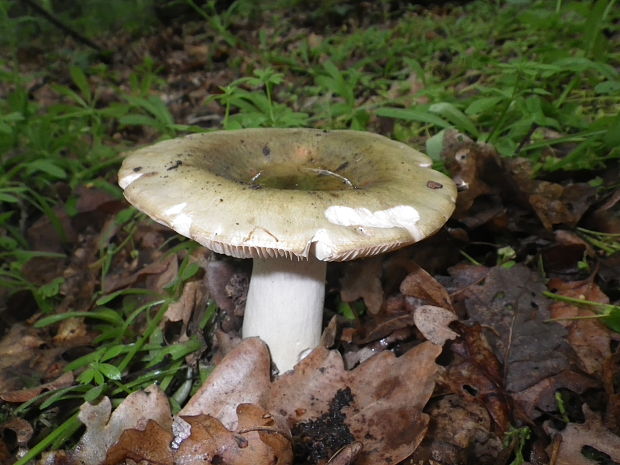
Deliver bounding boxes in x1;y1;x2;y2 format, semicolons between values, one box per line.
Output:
544;406;620;465
461;264;572;393
292;388;355;465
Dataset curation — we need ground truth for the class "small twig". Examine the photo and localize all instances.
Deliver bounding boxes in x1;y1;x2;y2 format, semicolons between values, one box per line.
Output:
23;0;103;52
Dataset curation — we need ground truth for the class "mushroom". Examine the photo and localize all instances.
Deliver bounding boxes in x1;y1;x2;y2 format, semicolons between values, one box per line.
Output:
118;128;456;372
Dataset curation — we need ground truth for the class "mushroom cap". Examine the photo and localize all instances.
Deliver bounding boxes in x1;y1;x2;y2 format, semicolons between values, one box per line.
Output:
118;128;456;261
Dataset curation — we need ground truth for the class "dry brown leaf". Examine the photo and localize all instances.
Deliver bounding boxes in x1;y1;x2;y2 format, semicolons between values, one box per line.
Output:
400;263;453;310
413;305;458;345
175;404;292;465
1;372;73;403
544;406;620;465
269;342;442;465
548;278;613;376
268;348;347;426
528;181;596;230
345;344;440;465
326;441;362;465
164;280;208;343
602;353;620;434
74;385;172;465
0;417;33;447
340;257;384;314
179;337;271;430
102;253;176;294
0;324;64;394
104;419;174;465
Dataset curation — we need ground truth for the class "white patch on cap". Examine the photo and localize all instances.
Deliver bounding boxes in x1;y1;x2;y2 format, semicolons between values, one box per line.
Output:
164;202;192;237
119;171;144;189
311;228;337;261
325;205;423;241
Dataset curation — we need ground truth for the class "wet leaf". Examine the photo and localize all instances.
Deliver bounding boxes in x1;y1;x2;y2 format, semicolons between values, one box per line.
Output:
544;406;620;465
547;278;613;375
462;265;572;392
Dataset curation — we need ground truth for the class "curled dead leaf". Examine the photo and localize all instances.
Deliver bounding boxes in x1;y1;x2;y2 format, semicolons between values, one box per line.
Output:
326;441;363;465
74;385;172;465
400;263;453;310
176;403;292;465
413;305;458;345
179;337;271;430
105;420;174;465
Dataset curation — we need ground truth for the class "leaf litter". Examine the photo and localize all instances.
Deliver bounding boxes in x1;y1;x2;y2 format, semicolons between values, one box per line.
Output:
2;6;620;465
1;126;618;465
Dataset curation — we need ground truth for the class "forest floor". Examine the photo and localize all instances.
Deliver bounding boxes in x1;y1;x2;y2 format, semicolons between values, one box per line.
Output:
1;1;619;464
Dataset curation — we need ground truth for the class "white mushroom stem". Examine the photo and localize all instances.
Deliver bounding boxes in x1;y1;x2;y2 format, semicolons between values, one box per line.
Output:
242;256;327;373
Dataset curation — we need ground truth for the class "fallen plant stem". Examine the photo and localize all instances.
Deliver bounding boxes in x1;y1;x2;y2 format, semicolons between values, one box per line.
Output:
22;0;104;52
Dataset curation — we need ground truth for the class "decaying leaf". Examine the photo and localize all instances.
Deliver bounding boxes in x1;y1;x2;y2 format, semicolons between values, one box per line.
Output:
179;337;271;430
528;181;597;230
269;342;442;465
164;279;208;344
175;404;293;465
446;324;511;433
413;305;458;345
400;262;453;310
0;325;65;394
1;372;74;403
74;385;172;465
442;129;501;218
101;250;175;294
104;419;174;465
340;257;384;314
602;353;620;435
325;441;362;465
544;406;620;465
0;417;33;448
547;278;614;376
409;395;503;465
462;265;572;392
512;371;598;421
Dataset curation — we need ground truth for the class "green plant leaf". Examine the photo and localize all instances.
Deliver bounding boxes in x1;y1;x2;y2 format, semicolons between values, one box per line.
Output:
25;160;67;179
0;192;19;203
95;288;154;306
429;102;479;137
425;129;446;161
465;97;503;115
84;385;105;403
98;363;122;380
69;67;92;103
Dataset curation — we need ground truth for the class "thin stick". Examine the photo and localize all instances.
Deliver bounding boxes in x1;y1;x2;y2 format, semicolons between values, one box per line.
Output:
23;0;103;52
